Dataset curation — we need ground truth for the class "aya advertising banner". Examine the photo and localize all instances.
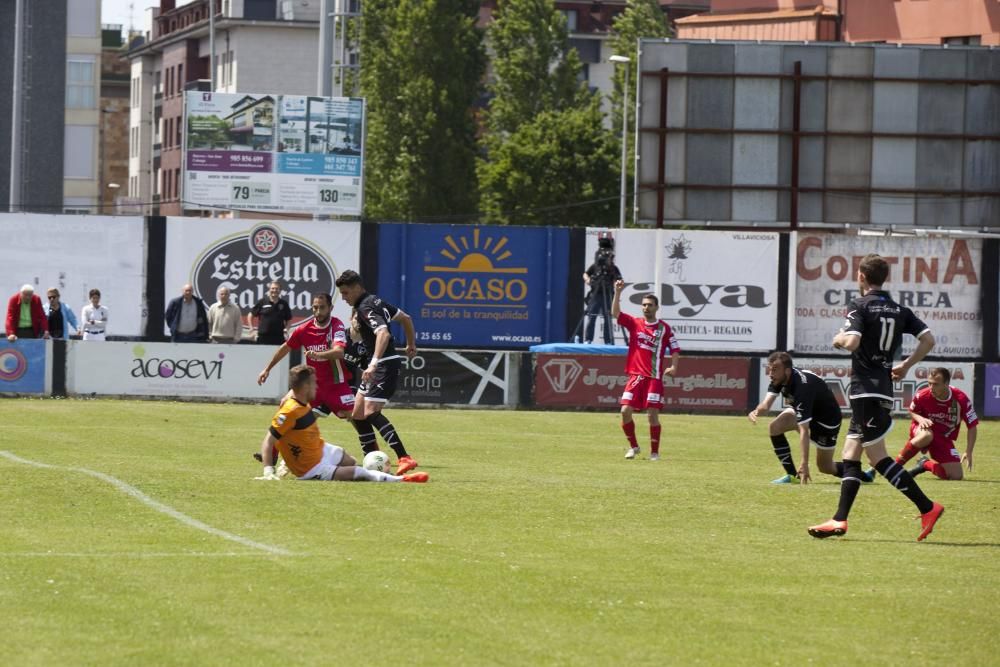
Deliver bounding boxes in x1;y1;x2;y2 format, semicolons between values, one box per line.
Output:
534;354;750;412
0;214;146;336
756;357;975;416
66;341;287;399
164;218;360;336
0;340;49;395
794;234;982;357
985;364;1000;418
377;224;569;349
183;92;364;216
584;229;780;352
392;351;512;406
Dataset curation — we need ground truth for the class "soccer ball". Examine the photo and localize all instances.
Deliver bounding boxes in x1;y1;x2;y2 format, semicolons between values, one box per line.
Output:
363;450;391;472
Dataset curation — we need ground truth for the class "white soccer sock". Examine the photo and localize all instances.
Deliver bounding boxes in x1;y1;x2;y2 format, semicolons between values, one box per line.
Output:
352;467;402;482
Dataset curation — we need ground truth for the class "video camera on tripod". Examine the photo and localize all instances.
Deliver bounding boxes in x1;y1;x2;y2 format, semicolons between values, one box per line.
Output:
589;232;617;292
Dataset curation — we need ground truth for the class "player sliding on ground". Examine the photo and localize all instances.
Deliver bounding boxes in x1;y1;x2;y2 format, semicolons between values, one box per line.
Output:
749;351;875;485
610;279;680;461
808;254;942;541
255;364;428;483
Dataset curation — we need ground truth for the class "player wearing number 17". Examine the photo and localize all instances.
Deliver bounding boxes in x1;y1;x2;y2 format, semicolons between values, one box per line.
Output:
809;254;943;541
610;279;680;461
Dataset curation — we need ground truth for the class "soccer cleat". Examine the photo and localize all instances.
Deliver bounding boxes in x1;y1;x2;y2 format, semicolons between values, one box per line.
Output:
862;468;877;483
771;474;799;484
808;519;848;539
909;456;930;478
312;405;332;418
917;502;944;542
402;472;429;483
395;456;419;475
625;447;639;460
649;453;660;461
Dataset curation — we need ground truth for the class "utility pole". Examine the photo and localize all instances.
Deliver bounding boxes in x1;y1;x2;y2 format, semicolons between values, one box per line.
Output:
9;0;25;212
209;0;216;90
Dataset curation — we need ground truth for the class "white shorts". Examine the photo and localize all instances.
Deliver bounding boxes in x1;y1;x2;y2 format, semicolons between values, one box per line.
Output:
82;332;106;341
296;442;345;481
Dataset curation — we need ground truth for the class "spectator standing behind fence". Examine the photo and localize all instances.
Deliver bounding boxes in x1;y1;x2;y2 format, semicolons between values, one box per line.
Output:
80;289;109;341
5;284;49;343
44;288;78;339
249;281;292;345
165;284;209;343
208;286;243;344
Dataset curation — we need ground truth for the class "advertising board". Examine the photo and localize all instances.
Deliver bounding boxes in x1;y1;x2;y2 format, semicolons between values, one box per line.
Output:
392;351;511;406
0;339;49;395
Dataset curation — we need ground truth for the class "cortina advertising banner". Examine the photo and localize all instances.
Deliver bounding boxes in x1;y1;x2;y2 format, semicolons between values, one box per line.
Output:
184;92;364;216
794;234;982;358
377;224;570;349
584;229;780;352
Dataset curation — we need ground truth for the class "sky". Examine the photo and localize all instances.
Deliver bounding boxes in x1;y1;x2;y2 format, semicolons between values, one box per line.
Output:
101;0;195;32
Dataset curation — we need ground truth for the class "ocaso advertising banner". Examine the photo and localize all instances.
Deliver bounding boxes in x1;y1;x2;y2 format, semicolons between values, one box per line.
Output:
985;364;1000;418
377;224;569;349
534;354;750;412
585;229;780;352
756;357;975;416
392;351;511;406
0;214;146;336
66;341;287;399
794;234;982;357
165;218;360;334
0;339;49;395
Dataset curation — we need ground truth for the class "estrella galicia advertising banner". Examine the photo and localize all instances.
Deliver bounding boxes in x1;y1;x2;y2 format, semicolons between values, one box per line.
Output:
0;339;48;395
985;364;1000;417
534;353;750;412
392;351;511;406
65;341;288;399
377;224;569;349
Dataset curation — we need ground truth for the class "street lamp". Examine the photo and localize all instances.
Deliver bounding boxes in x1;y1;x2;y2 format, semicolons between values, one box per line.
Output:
609;54;630;229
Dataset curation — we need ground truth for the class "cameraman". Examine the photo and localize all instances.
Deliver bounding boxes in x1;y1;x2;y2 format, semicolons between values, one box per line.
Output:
582;234;622;344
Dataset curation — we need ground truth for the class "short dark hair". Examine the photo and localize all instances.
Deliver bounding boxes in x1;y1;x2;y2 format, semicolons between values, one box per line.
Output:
859;254;889;287
335;270;363;288
312;292;332;306
641;293;659;307
929;367;951;384
89;288;101;298
767;351;793;370
289;364;316;390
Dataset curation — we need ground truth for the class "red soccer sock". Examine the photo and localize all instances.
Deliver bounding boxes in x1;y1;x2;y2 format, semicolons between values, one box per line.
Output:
622;421;639;449
924;459;950;480
650;425;662;454
896;441;921;465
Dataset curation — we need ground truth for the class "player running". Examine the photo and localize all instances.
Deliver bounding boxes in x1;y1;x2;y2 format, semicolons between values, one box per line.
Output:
335;270;420;476
893;367;978;480
749;351;875;485
808;254;944;541
255;364;427;483
610;279;680;461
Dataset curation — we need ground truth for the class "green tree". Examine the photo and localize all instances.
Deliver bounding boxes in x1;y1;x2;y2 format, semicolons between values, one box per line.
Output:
359;0;485;220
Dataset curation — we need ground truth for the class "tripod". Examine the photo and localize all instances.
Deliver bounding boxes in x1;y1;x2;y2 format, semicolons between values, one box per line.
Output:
571;279;618;344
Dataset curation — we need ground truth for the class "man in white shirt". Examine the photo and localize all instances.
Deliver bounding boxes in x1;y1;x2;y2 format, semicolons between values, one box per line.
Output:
207;286;243;344
80;289;109;341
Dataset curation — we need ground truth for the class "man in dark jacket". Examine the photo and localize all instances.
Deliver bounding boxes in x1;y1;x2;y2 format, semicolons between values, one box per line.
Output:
164;284;209;342
6;284;49;342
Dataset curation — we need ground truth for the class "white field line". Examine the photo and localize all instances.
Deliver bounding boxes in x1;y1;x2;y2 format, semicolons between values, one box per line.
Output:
0;450;293;557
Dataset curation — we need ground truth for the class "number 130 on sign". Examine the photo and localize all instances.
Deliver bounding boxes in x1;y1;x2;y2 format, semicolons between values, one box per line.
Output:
318;188;340;204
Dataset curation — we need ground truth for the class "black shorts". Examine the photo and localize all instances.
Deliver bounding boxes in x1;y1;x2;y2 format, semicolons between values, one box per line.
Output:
807;420;841;450
847;397;894;445
359;358;400;402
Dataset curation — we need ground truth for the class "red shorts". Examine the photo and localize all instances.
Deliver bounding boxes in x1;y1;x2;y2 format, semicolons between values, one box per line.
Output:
620;375;664;411
316;381;356;417
909;423;961;464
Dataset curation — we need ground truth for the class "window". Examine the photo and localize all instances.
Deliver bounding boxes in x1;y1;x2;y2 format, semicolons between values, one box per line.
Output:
569;38;601;64
64;125;96;179
178;63;184;91
560;9;578;32
175;168;181;200
166;118;173;147
175;116;182;146
66;56;97;108
943;36;982;46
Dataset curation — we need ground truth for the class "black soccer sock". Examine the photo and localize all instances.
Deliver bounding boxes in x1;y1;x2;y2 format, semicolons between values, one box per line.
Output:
352;418;379;455
368;412;409;459
874;457;934;514
833;460;864;521
769;434;797;477
833;462;845;478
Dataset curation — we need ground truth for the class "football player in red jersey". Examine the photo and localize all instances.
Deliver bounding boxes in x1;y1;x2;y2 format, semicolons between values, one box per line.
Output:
894;367;978;480
611;279;680;461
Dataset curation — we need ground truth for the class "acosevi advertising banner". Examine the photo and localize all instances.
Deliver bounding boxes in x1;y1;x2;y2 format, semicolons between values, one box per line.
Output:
377;224;569;349
66;341;287;399
756;357;975;416
164;218;360;335
184;92;364;216
0;214;146;336
584;229;780;352
794;234;982;357
0;340;49;395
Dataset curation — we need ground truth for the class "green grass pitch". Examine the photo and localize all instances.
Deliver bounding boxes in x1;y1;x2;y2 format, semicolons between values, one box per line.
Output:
2;399;999;666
